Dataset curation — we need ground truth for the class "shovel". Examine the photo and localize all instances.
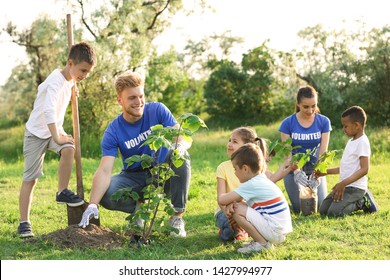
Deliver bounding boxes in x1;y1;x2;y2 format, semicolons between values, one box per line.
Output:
66;14;100;226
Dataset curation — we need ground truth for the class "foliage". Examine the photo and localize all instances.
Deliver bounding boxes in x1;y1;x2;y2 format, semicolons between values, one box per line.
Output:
204;42;293;125
268;138;300;157
145;48;203;117
111;113;207;244
291;146;342;172
0;17;69;124
296;23;390;127
268;138;342;172
204;59;247;119
314;149;343;173
0;0;208;135
2;3;390;134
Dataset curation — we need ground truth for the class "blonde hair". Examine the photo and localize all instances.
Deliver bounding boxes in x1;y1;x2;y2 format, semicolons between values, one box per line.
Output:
115;72;144;95
232;127;269;161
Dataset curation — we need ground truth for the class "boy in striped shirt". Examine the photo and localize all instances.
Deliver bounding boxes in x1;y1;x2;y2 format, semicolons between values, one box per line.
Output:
218;143;293;253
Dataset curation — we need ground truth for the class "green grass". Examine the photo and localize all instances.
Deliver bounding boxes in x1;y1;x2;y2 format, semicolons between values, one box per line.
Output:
0;124;389;260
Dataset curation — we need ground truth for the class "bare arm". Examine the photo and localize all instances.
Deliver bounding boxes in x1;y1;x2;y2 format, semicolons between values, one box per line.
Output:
218;191;242;206
266;156;292;183
315;167;339;178
47;123;74;145
217;177;228;208
280;132;290;144
89;156;116;205
332;156;369;202
319;131;330;156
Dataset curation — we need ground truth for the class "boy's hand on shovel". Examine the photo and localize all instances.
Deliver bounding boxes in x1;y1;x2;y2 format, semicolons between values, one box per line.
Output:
78;204;99;228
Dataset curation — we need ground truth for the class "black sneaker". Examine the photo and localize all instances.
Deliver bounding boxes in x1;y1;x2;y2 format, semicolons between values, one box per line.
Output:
56;189;85;207
17;222;34;238
362;189;379;213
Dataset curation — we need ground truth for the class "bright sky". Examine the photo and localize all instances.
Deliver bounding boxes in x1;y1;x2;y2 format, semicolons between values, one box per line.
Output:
1;0;389;86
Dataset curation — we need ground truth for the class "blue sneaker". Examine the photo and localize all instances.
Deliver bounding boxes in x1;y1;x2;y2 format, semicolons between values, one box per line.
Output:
17;222;34;238
56;189;84;207
362;189;378;213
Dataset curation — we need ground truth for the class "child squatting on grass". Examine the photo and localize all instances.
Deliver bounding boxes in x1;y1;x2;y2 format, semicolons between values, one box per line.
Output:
215;127;292;242
218;143;293;254
316;106;378;216
17;42;96;238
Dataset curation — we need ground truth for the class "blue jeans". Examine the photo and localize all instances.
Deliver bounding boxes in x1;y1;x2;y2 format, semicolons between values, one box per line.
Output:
215;210;235;241
100;149;191;213
283;163;327;213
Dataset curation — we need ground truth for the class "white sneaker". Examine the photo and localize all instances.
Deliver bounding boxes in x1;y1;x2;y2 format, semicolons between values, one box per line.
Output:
241;240;274;248
168;216;186;238
238;241;273;253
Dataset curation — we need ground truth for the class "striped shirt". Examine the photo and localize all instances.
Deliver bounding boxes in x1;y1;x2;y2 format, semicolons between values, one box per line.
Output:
234;174;293;234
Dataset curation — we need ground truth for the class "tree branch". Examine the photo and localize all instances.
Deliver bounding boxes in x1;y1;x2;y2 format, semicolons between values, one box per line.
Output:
77;0;98;40
146;0;171;30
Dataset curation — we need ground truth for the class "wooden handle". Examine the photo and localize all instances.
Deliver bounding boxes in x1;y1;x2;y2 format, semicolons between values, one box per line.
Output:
66;14;84;198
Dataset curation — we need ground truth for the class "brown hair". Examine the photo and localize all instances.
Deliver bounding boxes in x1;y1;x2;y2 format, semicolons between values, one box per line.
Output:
115;72;144;95
68;42;96;66
295;85;320;113
232;127;269;161
231;143;266;174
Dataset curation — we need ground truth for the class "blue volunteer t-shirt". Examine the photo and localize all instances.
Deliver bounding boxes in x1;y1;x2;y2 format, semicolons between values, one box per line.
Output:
102;102;177;171
278;113;331;162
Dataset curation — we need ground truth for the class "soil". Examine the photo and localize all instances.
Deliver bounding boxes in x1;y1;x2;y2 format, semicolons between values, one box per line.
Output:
26;224;127;250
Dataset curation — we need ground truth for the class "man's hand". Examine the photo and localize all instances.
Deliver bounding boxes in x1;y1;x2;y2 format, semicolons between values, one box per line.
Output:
78;204;99;228
294;170;308;186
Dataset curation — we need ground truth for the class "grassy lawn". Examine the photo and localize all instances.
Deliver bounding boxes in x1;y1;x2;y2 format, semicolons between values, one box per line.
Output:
0;123;389;260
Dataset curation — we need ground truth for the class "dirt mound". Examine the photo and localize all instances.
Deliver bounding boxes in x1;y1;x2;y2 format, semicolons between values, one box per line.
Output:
27;224;127;249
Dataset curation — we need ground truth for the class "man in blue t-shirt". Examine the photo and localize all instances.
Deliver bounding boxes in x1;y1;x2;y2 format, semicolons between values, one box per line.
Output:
78;72;190;237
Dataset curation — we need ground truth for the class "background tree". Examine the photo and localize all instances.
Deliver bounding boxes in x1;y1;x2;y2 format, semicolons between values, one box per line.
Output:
204;42;292;127
1;17;68;124
296;23;390;127
1;1;389;131
1;0;207;134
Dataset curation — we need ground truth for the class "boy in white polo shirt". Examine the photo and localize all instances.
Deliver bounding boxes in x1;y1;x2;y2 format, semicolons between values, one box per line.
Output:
17;42;96;238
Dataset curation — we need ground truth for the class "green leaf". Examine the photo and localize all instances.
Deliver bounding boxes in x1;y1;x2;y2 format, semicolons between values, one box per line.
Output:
313;149;343;171
125;155;142;167
180;114;207;132
130;191;140;201
151;124;164;131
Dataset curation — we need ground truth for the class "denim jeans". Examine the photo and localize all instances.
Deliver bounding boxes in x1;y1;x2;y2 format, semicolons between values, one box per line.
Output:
100;149;191;213
215;210;235;241
283;163;327;213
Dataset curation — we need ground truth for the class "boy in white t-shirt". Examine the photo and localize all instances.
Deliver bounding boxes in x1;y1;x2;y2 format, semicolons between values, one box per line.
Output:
317;106;378;216
218;143;292;254
17;42;96;238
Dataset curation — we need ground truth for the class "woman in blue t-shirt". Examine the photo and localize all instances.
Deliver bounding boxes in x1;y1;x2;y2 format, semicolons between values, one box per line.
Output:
278;86;332;213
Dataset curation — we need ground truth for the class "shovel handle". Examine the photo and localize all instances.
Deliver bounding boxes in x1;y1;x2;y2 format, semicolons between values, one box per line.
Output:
67;14;84;198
